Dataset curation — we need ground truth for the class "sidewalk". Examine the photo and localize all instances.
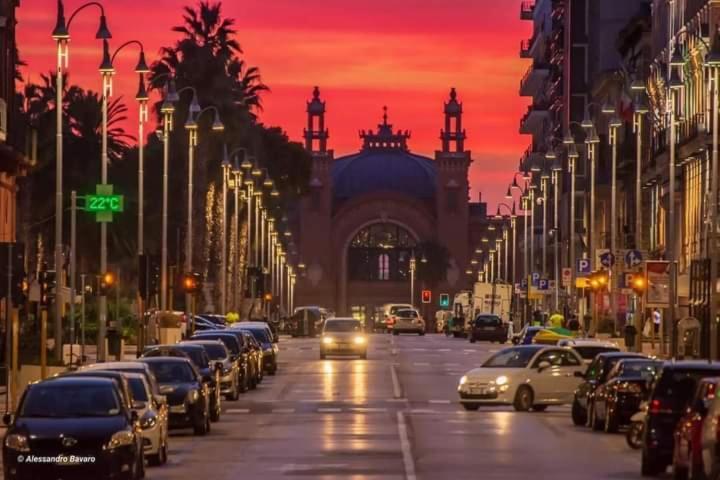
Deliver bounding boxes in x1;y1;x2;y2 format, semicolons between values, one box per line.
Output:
596;334;670;357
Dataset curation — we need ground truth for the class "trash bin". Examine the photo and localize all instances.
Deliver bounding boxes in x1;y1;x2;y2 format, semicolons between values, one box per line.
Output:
677;317;701;359
107;329;122;359
624;324;638;349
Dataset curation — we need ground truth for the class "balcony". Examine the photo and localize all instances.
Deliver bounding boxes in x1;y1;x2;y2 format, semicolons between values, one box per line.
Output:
519;63;550;97
519;102;550;135
520;1;535;20
520;39;531;58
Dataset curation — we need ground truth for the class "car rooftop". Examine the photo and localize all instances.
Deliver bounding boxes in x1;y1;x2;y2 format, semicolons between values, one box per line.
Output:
41;376;116;386
661;360;720;369
83;361;148;369
141;357;193;364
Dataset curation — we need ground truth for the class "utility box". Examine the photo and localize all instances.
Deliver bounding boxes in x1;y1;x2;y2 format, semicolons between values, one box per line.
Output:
157;311;183;345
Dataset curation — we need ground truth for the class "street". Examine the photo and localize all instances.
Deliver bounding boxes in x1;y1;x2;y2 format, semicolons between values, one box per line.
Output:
147;334;641;480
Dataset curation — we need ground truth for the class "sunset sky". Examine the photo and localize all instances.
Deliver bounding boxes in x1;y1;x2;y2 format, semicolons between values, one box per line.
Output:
16;0;530;208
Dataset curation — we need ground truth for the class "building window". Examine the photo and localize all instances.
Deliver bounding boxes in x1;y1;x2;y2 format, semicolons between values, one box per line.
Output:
348;223;416;282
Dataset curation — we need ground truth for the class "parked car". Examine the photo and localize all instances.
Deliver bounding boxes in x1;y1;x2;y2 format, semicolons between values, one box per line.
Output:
588;358;661;432
195;330;261;388
512;325;544;345
183;339;241;400
557;338;621;364
241;331;265;385
142;344;222;422
570;351;646;427
700;377;720;479
672;377;720;480
140;357;211;436
2;376;144;480
190;331;251;391
457;345;585;412
196;313;227;326
232;322;279;374
392;308;426;336
320;318;368;359
124;372;169;466
641;361;720;476
468;313;508;343
60;370;136;413
383;303;414;333
192;316;224;331
289;306;325;337
79;361;164;402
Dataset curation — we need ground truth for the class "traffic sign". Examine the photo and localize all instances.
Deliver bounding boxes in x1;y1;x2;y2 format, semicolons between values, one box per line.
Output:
622;273;635;289
577;258;591;275
538;278;549;290
531;272;540;287
548;280;556;290
520;278;528;289
86;184;124;223
624;249;643;268
600;251;615;268
561;267;572;287
576;277;591;289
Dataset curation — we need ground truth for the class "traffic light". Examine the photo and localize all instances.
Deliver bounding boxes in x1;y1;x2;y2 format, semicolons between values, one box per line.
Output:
631;272;646;297
588;270;609;292
180;272;201;294
439;293;450;308
39;269;56;307
421;290;432;304
100;272;116;296
263;292;273;302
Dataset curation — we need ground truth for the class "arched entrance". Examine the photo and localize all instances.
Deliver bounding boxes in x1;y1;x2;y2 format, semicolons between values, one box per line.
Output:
340;221;418;324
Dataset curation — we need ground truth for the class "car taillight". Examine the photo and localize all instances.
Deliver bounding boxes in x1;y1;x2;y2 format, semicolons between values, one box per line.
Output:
650;398;673;415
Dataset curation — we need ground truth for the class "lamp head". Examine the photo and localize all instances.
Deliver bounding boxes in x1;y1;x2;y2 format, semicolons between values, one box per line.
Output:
495;206;502;219
98;39;114;74
609;114;622;128
241;157;253;171
511;177;519;190
670;42;684;67
669;68;684;90
96;14;112;39
587;126;600;144
252;163;263;177
134;50;150;74
562;132;574;145
52;0;69;39
184;115;197;130
567;143;579;159
544;149;557;160
630;79;646;92
135;74;149;102
271;187;280;197
505;186;513;199
601;98;616;115
165;78;179;103
263;171;273;188
529;159;541;172
634;93;649;115
581;107;594;129
551;159;562;172
188;93;201;115
211;110;225;131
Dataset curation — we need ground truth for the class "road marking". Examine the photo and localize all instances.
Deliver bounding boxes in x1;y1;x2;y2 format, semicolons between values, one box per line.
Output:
391;348;398;356
226;408;250;414
438;348;451;352
272;408;296;414
444;363;460;367
463;349;475;352
397;411;417;480
413;362;429;367
318;408;342;413
351;407;388;413
386;398;408;402
391;363;402;398
428;400;451;404
409;409;436;414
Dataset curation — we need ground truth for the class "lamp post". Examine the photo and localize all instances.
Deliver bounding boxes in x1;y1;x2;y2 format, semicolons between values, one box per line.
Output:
96;39;148;361
706;31;720;359
495;202;517;287
603;98;622;335
252;162;263;268
220;147;231;314
540;162;550;279
51;0;111;362
550;157;562;310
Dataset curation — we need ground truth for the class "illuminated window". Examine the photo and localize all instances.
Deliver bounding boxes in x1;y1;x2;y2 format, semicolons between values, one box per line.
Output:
348;223;416;281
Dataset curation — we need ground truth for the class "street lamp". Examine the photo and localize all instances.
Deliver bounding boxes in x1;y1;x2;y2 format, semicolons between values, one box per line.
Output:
51;0;111;361
220;146;231;314
94;38;148;361
550;157;562;310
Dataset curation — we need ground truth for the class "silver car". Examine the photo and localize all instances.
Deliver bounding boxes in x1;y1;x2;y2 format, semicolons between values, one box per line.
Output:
392;309;425;336
320;318;368;359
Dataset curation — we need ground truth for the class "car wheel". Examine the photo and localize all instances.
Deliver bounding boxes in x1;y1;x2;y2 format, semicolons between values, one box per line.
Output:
532;404;548;412
462;403;480;411
513;386;533;412
393;330;399;336
193;411;209;436
269;365;277;376
571;398;587;426
642;451;664;477
604;407;619;433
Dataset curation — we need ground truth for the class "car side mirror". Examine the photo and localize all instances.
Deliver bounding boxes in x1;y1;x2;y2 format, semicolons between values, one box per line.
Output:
2;413;12;426
537;361;551;372
132;400;147;410
574;371;585;378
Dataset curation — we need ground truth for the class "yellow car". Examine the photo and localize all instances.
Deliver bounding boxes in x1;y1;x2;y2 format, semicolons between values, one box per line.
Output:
532;327;576;345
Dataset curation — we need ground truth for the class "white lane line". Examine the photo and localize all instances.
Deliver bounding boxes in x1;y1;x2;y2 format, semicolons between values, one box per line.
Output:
386;398;408;402
444;363;460;367
391;363;402;399
409;409;436;414
351;407;388;413
226;408;250;414
272;408;296;414
428;400;451;404
318;408;342;413
397;411;417;480
413;362;430;367
438;348;451;352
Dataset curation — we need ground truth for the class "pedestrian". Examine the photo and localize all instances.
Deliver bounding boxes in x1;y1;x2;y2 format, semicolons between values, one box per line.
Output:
652;308;661;337
568;314;580;332
549;311;564;328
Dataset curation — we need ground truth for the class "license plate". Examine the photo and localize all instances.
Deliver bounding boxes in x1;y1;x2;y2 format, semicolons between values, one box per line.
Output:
470;387;488;395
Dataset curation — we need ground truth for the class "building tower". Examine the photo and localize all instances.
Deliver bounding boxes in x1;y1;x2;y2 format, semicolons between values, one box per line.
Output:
304;86;328;154
441;87;466;153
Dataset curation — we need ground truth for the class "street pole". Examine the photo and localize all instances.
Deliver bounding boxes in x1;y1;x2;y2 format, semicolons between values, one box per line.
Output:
610;120;619;336
70;191;77;363
137;92;146;360
80;274;86;363
553;170;560;310
504;227;509;282
710;64;719;359
410;256;416;305
54;40;65;366
523;193;529;325
220;159;229;314
97;67;111;363
541;176;548;278
185;125;197;317
588;138;597;332
233;174;241;311
570;156;576;318
160;106;172;312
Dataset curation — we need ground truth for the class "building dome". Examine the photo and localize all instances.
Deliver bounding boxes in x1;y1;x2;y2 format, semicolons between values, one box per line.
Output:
331;107;436;201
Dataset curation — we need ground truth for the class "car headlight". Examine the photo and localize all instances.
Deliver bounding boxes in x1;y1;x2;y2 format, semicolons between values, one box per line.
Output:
104;430;135;450
186;389;199;404
4;433;29;452
459;375;468;386
353;336;366;345
495;375;509;386
322;336;334;345
140;411;158;430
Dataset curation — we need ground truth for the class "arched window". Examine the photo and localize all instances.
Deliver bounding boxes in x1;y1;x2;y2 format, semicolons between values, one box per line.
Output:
348;223;416;282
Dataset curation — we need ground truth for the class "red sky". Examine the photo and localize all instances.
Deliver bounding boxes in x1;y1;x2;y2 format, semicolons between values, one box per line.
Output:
16;0;530;209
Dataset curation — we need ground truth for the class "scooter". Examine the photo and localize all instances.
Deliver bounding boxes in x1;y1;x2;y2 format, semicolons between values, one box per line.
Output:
626;401;647;450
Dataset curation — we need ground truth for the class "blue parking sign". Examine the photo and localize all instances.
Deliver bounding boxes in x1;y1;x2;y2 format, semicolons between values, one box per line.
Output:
538;279;549;290
577;258;591;275
531;272;540;287
520;279;528;289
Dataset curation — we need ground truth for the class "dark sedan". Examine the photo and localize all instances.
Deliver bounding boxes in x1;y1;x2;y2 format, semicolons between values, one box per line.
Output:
193;330;259;388
468;314;508;343
140;357;211;436
183;339;241;400
142;344;222;422
571;351;646;427
233;324;278;375
2;376;144;480
589;358;661;432
190;331;251;392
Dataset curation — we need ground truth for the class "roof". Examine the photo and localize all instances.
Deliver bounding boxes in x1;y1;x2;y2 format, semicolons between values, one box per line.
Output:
40;376;116;387
140;356;193;364
83;361;148;370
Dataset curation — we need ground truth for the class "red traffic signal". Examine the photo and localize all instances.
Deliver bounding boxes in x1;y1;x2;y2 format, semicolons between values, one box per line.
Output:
181;272;201;294
421;290;431;304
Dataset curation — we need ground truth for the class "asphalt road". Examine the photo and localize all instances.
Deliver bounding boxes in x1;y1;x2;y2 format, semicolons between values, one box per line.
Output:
141;333;644;479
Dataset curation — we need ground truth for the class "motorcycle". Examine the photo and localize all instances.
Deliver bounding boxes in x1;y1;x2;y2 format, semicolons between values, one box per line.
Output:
626;401;647;450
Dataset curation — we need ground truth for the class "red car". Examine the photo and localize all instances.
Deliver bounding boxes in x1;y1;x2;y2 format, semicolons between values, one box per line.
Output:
672;377;719;480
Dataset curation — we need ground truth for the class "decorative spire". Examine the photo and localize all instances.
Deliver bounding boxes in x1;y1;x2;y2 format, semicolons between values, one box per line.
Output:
382;105;388;125
305;86;328;153
441;87;466;153
360;106;411;151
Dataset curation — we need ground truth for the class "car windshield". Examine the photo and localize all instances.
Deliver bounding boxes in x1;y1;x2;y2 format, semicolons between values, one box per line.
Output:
617;361;660;380
146;362;195;384
21;384;121;418
397;310;418;318
324;320;362;332
196;335;240;353
572;346;620;360
126;377;149;402
177;348;209;368
475;315;501;327
199;343;227;360
242;328;271;344
390;306;411;315
482;347;541;368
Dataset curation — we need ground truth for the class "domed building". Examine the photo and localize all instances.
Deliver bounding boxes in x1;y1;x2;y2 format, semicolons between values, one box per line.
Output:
294;87;494;322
